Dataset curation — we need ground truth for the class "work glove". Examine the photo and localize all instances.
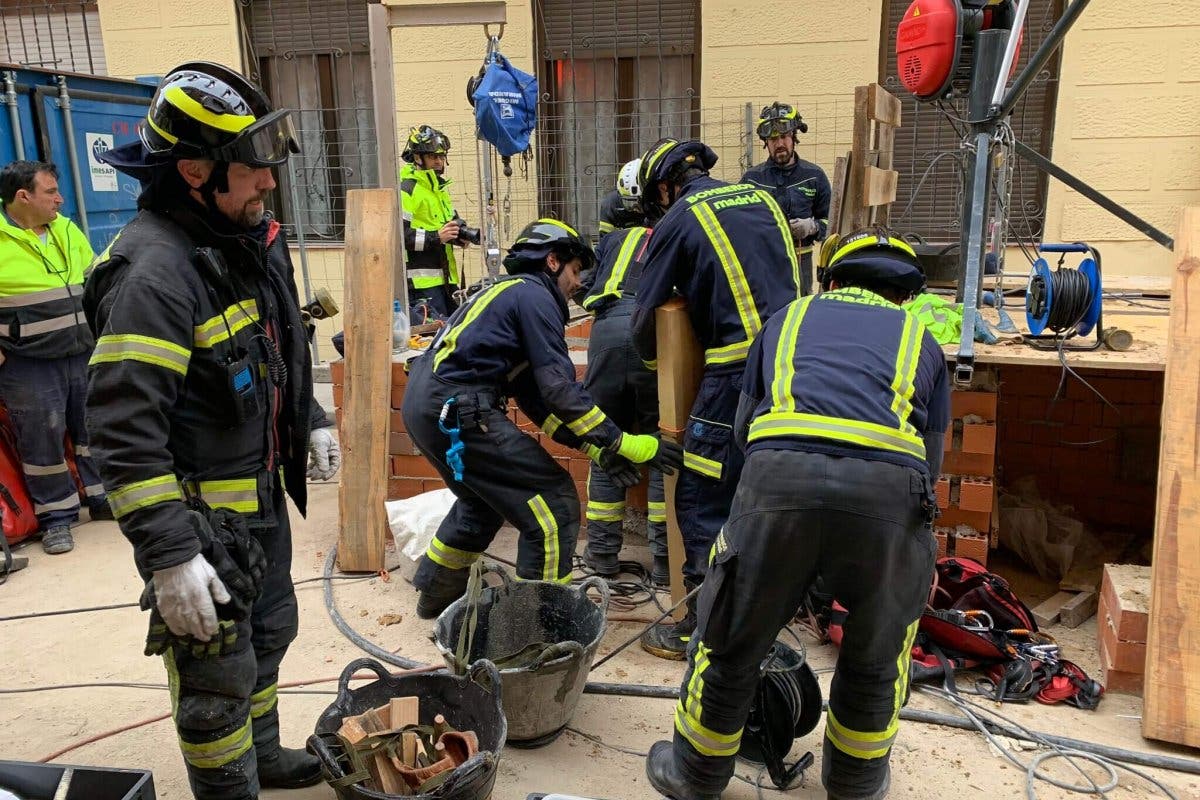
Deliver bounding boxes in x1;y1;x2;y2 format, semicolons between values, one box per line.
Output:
307;427;342;481
584;444;641;489
150;553;231;642
789;217;819;241
613;433;684;475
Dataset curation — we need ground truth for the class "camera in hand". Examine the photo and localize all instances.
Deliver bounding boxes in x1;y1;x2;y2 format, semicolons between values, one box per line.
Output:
453;217;482;246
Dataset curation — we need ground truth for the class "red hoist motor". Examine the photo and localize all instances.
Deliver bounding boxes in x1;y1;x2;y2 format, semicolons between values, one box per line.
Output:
897;0;1023;102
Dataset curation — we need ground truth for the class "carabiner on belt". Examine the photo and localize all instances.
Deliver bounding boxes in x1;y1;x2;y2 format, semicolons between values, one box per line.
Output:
438;397;466;481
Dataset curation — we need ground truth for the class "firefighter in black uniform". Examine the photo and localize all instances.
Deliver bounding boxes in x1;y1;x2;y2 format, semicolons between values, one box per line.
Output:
645;231;950;800
631;138;799;660
402;219;683;619
742;102;831;297
576;196;668;583
597;157;644;238
84;62;337;800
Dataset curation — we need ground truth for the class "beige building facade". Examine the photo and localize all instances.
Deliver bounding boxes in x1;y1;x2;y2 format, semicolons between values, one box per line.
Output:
94;0;1196;324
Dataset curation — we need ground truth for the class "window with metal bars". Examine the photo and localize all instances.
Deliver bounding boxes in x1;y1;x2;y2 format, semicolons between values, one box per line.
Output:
0;0;105;75
879;0;1062;246
533;0;700;238
238;0;377;242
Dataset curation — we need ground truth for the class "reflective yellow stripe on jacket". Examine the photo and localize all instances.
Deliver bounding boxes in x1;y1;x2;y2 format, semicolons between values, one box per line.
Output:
433;280;520;372
583;227;648;311
691;200;762;367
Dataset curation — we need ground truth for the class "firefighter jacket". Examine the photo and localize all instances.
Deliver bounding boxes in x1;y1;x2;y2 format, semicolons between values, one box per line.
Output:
577;226;651;313
83;194;330;574
742;156;832;251
400;163;459;290
598;189;645;238
0;207;95;359
736;287;951;476
427;271;624;453
631;174;799;371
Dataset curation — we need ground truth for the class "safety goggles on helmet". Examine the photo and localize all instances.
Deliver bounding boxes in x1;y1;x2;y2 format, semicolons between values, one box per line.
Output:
205;109;300;167
406;125;451;155
756;103;807;140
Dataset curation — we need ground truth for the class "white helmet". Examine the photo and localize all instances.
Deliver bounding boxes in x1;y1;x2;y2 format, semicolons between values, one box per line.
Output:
617;158;642;203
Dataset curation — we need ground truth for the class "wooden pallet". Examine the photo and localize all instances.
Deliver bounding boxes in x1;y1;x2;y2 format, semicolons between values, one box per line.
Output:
827;83;902;239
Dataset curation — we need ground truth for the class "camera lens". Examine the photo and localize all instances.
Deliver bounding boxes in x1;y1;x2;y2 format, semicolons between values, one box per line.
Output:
458;225;482;245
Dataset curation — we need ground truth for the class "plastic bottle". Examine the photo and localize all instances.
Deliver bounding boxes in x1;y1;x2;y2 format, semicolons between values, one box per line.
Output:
392;299;410;350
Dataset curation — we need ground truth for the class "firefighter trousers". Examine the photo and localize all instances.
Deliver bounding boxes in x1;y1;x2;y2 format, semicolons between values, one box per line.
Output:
676;366;745;584
403;358;579;586
0;351;106;529
582;305;665;557
670;449;935;798
161;486;298;800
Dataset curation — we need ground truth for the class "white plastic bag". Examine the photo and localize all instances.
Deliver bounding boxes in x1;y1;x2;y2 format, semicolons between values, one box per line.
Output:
386;488;456;582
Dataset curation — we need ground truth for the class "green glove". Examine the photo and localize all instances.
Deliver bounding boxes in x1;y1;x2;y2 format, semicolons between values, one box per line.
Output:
615;433;660;464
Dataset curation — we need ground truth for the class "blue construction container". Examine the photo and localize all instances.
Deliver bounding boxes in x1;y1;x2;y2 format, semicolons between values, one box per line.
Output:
1;64;156;254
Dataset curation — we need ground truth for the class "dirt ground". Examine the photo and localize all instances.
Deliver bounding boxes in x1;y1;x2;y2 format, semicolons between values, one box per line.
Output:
2;390;1198;799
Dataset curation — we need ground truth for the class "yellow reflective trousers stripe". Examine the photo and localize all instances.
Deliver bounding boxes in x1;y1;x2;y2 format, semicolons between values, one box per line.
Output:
647;500;667;523
426;535;482;570
675;640;742;756
163;648;254;770
434;281;520;372
250;683;278;719
527;494;568;583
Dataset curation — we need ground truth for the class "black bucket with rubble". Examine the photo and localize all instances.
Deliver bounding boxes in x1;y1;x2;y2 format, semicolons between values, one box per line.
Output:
307;657;506;800
433;563;610;747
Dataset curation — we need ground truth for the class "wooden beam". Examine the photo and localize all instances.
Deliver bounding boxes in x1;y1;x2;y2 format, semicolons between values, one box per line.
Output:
827;154;849;239
366;2;408;305
656;298;703;620
1144;205;1200;747
337;189;398;573
863;165;899;208
849;86;871;230
867;83;902;127
387;1;506;27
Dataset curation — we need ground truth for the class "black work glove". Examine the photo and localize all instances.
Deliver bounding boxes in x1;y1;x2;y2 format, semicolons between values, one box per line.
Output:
648;437;684;475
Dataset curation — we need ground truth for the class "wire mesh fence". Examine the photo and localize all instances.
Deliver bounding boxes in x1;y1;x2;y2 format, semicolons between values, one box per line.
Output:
0;0;106;74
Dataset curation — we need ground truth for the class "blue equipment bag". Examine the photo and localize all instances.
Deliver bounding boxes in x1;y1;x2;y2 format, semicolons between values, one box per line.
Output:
471;52;538;157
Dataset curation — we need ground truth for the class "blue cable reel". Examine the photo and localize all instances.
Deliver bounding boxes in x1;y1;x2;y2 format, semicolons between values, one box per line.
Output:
1024;242;1104;351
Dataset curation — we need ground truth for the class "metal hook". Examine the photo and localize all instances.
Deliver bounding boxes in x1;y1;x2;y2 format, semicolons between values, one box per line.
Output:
484;22;504;43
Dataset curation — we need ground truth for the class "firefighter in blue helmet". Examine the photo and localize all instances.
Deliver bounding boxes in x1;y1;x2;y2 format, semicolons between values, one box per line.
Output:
83;63;338;799
575;166;668;583
631;138;799;660
401;218;683;619
645;230;950;800
742;102;831;296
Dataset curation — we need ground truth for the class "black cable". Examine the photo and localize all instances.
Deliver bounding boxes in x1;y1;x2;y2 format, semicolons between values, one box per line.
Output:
1036;267;1093;333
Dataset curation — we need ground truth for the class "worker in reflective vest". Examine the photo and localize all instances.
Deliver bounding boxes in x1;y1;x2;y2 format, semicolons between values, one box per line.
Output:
0;159;107;555
645;231;950;800
630;138;798;660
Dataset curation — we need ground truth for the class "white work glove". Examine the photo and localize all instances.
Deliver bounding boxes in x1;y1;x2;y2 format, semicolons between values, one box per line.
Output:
307;427;342;481
789;217;820;241
152;554;231;641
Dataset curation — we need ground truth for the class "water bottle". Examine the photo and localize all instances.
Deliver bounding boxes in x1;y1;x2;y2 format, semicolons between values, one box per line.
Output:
392;299;410;350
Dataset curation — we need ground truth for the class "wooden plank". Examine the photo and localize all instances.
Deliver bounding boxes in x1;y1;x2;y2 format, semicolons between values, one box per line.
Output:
1059;590;1098;629
867;82;902;127
849;85;871;231
389;696;419;729
337;189;397;573
863;166;899;208
656;298;703;620
1031;590;1076;628
827;154;850;239
874;108;897;227
1145;206;1200;747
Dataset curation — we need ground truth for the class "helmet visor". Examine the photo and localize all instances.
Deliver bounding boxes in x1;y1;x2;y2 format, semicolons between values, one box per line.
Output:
213;109;300;167
757;118;794;139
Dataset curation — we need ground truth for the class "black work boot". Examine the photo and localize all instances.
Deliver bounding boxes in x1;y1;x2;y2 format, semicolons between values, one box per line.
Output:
415;561;470;620
645;740;720;800
258;746;323;789
651;555;671;588
583;545;620;577
641;583;698;660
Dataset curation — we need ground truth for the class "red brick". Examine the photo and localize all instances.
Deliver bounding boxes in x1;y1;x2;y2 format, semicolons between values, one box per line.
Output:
1099;634;1144;696
950;390;998;421
332;383;344;408
540;433;577;459
391;361;409;386
330;360;344;384
958;477;994;513
574;364;586;381
1003;421;1033;444
335;407;343;434
389;432;421;456
1072;401;1103;427
628;475;649;509
938;505;991;532
1100;611;1147;673
569;458;590;481
943;424;955;453
391;454;442;479
935;476;950;509
387;478;423;500
961;422;996;456
421;478;446;493
943;450;994;478
954;529;989;566
1017;396;1048;421
390;384;406;410
554;456;572;473
390;410;405;434
934;528;950;559
1100;564;1149;643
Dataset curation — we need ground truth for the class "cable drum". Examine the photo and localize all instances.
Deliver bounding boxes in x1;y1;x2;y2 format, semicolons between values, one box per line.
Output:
737;641;823;789
1025;245;1103;337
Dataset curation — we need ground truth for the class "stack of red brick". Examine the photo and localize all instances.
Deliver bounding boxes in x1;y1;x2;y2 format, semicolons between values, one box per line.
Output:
330;313;648;525
934;389;998;566
1097;563;1149;695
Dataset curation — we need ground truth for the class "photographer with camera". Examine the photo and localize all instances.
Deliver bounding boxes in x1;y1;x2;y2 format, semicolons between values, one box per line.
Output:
400;125;477;319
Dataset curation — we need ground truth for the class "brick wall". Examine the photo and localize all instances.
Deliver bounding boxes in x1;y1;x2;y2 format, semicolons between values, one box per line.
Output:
996;366;1163;535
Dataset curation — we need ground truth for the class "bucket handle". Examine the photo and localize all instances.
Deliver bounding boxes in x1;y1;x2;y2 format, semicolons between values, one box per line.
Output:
480;559;514;593
578;574;612;615
335;657;391;703
527;640;585;672
468;658;503;695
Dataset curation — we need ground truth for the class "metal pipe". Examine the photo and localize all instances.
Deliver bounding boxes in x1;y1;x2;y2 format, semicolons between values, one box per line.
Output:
988;0;1032;109
55;76;89;240
4;71;24;160
286;169;319;364
1014;139;1174;250
744;102;754;171
995;0;1094;120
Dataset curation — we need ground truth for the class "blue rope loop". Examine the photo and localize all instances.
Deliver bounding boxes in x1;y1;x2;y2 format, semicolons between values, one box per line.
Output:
438;397;466;481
